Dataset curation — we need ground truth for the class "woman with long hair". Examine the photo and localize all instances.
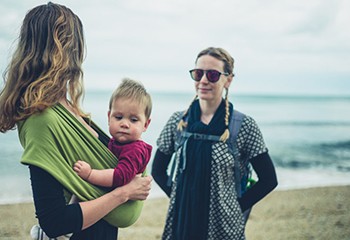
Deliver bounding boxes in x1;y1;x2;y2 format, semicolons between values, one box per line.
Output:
0;3;151;239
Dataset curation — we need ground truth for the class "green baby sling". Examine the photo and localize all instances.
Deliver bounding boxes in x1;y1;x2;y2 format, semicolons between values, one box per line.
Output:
18;103;143;228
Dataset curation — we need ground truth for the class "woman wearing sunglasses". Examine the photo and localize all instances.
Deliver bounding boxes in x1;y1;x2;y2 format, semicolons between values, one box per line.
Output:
152;47;278;239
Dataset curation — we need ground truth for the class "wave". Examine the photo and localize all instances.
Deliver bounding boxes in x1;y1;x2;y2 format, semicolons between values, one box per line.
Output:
272;140;350;172
263;121;350;127
232;93;350;102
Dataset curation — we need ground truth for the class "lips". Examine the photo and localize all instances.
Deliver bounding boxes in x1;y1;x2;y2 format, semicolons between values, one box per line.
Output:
117;131;129;135
198;87;212;93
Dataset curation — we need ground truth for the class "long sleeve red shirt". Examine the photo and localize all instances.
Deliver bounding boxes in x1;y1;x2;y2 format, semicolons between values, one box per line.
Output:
108;139;152;188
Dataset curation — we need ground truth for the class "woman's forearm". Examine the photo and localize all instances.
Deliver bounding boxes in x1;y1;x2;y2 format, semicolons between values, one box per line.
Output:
238;152;277;212
79;174;152;229
79;185;128;229
152;149;172;197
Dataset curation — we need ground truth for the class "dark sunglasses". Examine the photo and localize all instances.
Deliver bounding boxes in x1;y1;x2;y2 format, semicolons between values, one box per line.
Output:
189;69;229;83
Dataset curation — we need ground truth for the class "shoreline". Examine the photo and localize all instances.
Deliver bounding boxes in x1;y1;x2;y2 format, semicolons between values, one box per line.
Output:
2;166;350;206
0;185;349;240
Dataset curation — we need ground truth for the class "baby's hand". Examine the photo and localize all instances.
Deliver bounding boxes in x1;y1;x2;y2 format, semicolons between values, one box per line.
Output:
73;160;92;180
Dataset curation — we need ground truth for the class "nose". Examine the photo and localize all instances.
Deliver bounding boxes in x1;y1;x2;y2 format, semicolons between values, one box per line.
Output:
199;72;209;83
120;119;129;128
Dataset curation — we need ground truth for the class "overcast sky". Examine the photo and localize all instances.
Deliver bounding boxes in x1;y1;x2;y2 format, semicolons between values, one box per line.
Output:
1;0;349;95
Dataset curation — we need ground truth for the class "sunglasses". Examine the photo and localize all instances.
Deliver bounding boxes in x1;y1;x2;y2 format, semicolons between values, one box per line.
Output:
189;69;229;83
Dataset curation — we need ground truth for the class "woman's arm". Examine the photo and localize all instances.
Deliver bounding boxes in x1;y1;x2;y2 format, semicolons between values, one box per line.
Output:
30;165;152;237
152;149;172;197
79;173;151;229
152;112;184;197
238;152;278;212
30;165;83;237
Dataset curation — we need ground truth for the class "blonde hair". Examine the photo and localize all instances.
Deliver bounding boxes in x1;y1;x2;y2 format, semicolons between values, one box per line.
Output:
109;78;152;120
0;2;85;132
178;47;234;142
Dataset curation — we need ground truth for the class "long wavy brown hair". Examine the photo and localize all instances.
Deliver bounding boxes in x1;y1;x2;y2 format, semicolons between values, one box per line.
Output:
0;2;85;132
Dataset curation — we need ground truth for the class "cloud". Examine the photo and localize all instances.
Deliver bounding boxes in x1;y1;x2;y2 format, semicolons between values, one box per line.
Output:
0;0;349;95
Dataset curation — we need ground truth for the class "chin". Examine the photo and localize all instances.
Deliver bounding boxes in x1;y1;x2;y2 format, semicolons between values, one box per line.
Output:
198;93;212;100
116;138;129;144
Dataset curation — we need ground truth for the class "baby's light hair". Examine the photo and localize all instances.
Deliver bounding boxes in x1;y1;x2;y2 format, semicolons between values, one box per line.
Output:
109;78;152;120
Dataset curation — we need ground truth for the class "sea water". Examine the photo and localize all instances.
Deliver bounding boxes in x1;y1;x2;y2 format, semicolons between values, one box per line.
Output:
1;91;350;204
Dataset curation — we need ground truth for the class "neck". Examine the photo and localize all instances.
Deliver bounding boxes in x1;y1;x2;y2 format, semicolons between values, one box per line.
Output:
59;98;78;116
199;98;222;124
199;98;222;116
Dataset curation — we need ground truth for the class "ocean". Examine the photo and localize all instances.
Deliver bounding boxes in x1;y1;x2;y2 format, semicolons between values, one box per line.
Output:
1;91;350;204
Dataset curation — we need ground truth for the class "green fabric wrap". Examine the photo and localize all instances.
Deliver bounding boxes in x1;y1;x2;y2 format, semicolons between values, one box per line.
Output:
18;104;143;228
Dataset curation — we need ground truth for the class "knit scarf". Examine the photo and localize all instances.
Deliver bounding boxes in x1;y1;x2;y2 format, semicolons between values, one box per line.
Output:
172;99;233;239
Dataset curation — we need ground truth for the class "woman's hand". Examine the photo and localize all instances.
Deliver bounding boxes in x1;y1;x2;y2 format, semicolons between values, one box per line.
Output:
79;174;152;229
114;174;152;201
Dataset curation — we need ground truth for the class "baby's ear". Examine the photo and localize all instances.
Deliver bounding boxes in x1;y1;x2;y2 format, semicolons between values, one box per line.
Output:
107;111;111;122
144;118;151;131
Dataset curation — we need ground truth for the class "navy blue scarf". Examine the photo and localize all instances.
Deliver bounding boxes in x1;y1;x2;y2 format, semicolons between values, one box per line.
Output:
172;99;233;239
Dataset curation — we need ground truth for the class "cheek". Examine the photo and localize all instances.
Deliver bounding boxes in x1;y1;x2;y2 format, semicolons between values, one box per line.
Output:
217;79;227;90
108;123;116;129
109;121;119;130
136;124;146;134
194;82;200;89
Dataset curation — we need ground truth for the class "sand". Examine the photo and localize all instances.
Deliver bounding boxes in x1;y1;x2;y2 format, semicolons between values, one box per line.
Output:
0;185;349;240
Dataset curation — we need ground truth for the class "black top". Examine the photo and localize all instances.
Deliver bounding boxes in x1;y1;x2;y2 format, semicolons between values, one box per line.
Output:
152;149;277;212
29;165;118;239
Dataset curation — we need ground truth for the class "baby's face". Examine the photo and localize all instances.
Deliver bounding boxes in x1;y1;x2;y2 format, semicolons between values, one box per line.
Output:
108;98;150;144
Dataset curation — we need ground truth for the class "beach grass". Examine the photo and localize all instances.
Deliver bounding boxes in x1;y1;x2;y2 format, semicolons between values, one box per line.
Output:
1;185;349;240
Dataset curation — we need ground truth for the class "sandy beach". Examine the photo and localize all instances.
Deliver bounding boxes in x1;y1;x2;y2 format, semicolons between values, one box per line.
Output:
1;185;349;240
